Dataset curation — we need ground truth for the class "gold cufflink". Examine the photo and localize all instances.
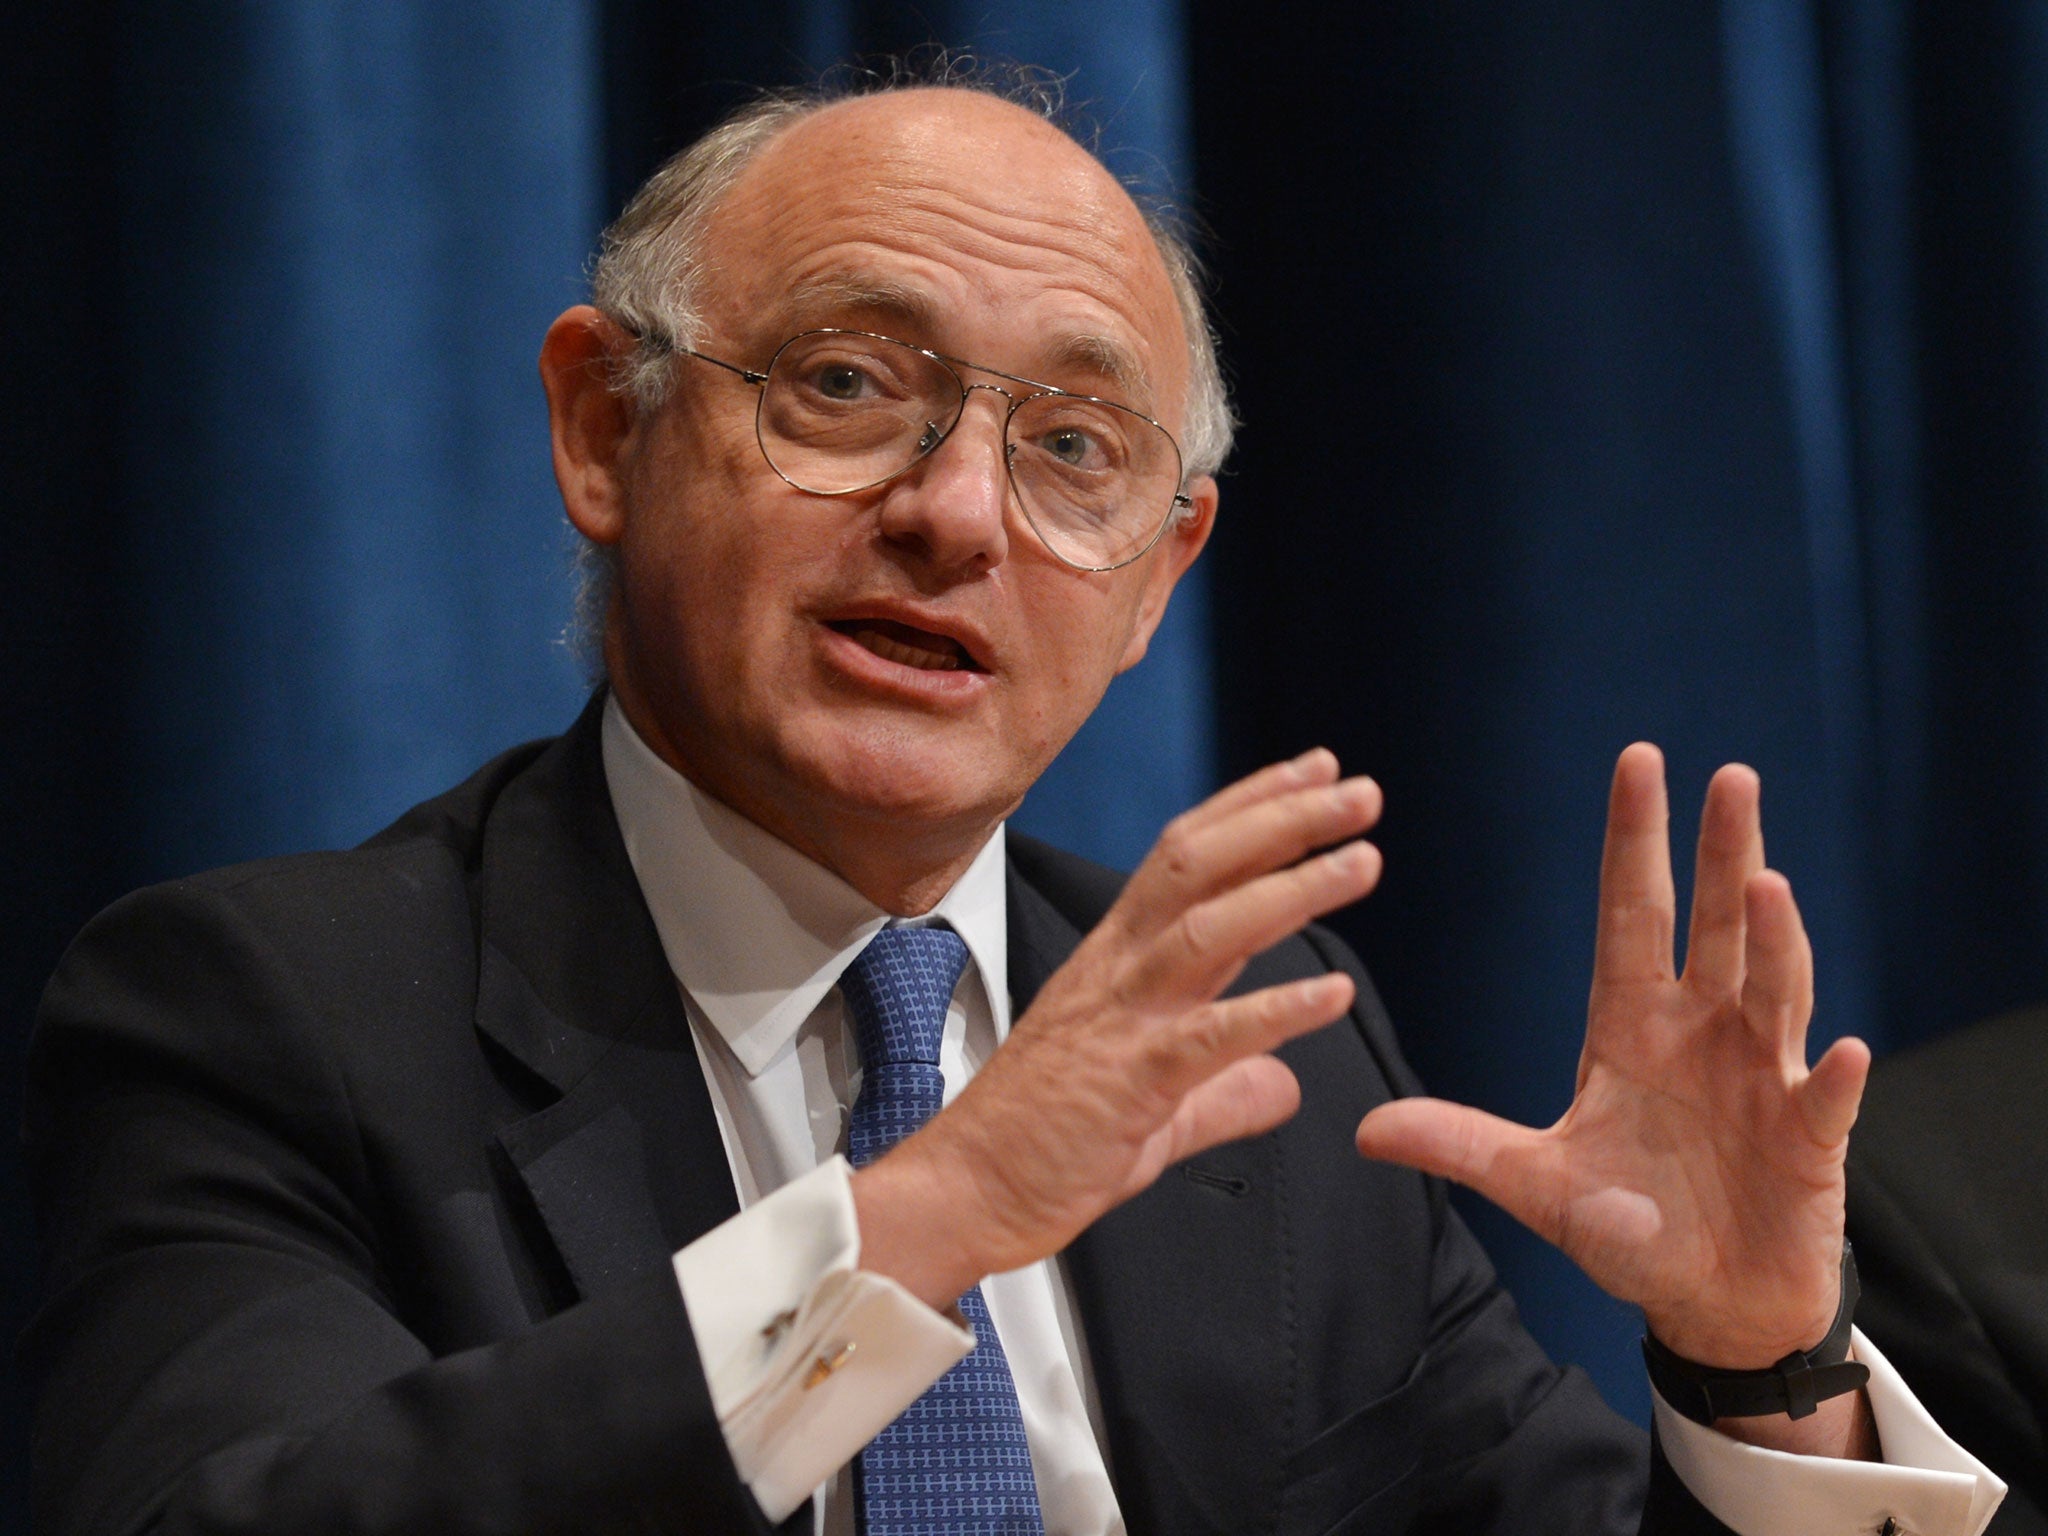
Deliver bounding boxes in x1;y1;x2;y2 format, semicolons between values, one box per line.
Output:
803;1342;857;1389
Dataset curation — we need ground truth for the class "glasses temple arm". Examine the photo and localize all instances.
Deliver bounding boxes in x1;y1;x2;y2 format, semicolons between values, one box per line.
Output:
610;316;769;387
678;347;769;386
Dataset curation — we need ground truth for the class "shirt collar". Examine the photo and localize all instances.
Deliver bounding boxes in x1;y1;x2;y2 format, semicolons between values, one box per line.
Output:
600;694;1010;1077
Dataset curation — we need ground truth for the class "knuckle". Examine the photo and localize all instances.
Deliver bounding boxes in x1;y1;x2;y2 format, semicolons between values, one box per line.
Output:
1296;853;1348;908
1186;1004;1235;1059
1105;955;1154;1014
1151;820;1200;884
1137;1026;1190;1086
1452;1114;1484;1171
1175;901;1218;961
1250;987;1292;1036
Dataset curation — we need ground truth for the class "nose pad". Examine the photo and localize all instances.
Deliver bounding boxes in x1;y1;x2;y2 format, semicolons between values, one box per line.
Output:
881;384;1015;568
909;383;1010;466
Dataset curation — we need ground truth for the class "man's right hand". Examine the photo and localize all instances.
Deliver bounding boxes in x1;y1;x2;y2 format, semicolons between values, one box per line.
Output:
851;748;1383;1308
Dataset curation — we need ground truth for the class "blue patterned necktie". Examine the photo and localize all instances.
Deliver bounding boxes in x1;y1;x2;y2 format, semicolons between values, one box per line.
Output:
840;925;1046;1536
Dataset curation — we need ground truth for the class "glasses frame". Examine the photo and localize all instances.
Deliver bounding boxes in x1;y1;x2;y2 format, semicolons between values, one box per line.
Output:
623;322;1194;573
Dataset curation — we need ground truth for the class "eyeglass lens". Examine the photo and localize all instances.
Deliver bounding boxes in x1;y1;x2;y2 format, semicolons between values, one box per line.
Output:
755;332;1182;569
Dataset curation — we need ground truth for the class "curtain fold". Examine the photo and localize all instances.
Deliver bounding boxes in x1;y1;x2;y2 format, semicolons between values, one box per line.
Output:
1191;0;2048;1422
113;3;602;876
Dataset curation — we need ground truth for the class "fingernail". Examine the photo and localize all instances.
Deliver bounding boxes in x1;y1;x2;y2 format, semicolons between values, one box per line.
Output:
1327;842;1373;874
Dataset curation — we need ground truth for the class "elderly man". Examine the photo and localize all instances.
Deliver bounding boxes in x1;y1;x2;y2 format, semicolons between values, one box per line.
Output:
25;73;2005;1536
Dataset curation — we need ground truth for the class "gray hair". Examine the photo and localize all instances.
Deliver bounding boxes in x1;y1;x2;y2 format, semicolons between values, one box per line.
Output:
570;57;1236;659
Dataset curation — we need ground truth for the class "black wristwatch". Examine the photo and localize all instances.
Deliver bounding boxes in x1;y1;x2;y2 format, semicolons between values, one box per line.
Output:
1640;1243;1871;1424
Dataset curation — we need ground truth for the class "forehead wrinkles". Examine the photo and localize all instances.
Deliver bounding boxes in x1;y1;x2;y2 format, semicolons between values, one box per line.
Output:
702;98;1187;411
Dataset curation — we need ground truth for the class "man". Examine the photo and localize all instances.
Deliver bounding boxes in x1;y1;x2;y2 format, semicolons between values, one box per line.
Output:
23;71;2004;1536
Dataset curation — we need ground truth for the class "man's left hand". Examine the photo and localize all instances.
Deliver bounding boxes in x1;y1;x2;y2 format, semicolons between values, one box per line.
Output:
1355;743;1875;1455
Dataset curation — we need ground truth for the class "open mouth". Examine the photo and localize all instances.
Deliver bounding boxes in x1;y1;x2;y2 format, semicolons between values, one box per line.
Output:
827;618;985;673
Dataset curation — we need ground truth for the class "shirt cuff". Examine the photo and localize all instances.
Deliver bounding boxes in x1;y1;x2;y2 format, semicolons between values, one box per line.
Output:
1651;1327;2008;1536
672;1155;976;1522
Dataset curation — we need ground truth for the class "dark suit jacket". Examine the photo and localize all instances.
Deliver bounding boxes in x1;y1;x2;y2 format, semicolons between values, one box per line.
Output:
1848;1007;2048;1536
24;696;1724;1535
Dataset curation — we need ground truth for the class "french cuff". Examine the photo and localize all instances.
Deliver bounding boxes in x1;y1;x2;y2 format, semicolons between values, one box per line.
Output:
672;1155;976;1522
1652;1328;2008;1536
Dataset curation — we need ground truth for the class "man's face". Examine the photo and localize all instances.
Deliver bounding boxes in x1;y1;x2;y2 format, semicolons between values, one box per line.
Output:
568;89;1215;904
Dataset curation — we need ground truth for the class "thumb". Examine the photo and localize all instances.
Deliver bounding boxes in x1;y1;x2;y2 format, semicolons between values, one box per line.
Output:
1356;1098;1552;1224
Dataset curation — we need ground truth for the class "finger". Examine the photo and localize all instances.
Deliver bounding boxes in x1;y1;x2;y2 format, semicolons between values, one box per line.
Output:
1737;870;1812;1060
1796;1034;1869;1146
1173;748;1339;838
1147;972;1356;1100
1141;839;1381;1001
1117;753;1341;932
1123;775;1382;933
1149;1054;1305;1174
1355;1098;1554;1230
1683;763;1763;992
1592;743;1677;989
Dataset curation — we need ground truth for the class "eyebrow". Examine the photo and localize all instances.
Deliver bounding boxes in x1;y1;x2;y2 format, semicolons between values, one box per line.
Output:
782;272;1155;408
784;274;941;335
1045;331;1152;408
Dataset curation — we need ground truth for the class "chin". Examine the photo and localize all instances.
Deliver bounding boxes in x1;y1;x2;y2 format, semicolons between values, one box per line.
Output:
788;728;1025;835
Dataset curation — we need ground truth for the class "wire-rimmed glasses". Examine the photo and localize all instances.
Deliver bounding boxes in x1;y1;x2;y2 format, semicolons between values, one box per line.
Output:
625;324;1193;571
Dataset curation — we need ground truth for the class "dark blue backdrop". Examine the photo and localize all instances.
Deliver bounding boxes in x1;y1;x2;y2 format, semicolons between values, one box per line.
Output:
1192;0;2048;1426
8;2;2048;1525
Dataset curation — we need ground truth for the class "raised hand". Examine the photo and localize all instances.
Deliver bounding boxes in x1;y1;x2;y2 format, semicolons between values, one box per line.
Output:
1354;745;1870;1392
853;748;1381;1309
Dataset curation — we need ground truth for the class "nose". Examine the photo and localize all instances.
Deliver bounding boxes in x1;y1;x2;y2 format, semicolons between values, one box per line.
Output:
873;384;1012;575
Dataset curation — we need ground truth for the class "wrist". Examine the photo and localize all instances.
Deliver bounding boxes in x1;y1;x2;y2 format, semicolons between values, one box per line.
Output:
1643;1243;1869;1427
1709;1364;1880;1460
848;1144;988;1311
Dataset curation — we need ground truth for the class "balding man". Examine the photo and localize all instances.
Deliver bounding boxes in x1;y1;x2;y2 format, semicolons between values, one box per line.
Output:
25;71;2005;1536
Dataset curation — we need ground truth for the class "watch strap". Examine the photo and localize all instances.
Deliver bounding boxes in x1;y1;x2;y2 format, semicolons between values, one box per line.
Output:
1641;1242;1871;1424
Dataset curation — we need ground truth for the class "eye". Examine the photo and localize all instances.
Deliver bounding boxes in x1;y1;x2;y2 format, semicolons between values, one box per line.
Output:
813;363;872;401
1013;396;1136;476
1042;426;1097;466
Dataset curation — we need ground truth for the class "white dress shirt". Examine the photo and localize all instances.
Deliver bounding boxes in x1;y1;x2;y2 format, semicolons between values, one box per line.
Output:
604;699;1119;1533
601;695;2005;1536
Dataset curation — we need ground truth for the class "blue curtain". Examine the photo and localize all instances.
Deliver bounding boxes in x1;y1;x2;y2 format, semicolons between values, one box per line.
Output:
115;4;602;875
1191;0;2048;1422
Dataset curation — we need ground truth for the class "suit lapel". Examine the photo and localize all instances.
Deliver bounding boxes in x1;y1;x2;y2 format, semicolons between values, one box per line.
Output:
459;735;1299;1526
473;696;740;1302
1007;848;1295;1536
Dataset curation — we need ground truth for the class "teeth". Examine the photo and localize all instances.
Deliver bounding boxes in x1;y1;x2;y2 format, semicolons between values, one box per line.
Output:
852;627;961;671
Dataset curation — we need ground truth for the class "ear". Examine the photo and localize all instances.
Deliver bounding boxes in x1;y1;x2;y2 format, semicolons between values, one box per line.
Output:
1116;474;1218;672
540;304;642;546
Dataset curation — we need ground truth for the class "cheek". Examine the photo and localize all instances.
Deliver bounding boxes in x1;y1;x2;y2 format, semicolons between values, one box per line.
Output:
620;419;790;624
1011;565;1149;702
608;520;749;717
621;512;809;689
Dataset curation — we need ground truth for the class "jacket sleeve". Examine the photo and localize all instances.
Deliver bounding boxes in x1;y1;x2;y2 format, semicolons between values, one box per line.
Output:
22;877;787;1536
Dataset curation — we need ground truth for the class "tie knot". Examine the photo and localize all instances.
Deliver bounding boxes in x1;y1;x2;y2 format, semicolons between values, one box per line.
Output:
840;925;971;1070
